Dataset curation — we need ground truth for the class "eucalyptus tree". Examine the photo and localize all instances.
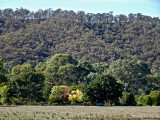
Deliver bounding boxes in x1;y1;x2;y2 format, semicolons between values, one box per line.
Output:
105;59;150;94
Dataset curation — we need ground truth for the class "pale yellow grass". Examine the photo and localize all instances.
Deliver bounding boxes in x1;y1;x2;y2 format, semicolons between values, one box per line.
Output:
0;106;160;120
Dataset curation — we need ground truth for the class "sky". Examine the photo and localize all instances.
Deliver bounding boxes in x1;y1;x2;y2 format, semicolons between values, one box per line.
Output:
0;0;160;18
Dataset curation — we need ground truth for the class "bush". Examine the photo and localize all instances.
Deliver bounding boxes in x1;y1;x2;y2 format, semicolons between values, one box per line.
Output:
119;92;136;106
0;84;10;105
137;95;153;106
49;85;71;104
52;103;59;106
39;102;46;106
143;95;152;106
83;102;91;106
137;96;144;106
68;89;83;103
9;97;23;105
150;90;160;106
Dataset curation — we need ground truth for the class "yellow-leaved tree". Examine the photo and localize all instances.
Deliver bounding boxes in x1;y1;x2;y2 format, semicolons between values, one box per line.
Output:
68;89;83;103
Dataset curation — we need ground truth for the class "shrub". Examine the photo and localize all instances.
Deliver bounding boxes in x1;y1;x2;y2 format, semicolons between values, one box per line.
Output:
60;87;72;102
143;95;152;106
119;92;136;106
150;90;160;106
0;84;10;105
52;103;59;106
137;96;144;106
49;86;62;104
9;97;23;105
137;95;153;106
83;102;91;106
49;85;72;104
68;89;83;103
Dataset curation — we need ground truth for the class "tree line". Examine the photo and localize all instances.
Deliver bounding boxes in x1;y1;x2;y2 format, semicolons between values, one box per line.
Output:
0;54;160;106
0;8;160;70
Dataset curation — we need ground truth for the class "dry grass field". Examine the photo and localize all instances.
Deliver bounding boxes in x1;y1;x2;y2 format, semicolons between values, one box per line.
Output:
0;106;160;120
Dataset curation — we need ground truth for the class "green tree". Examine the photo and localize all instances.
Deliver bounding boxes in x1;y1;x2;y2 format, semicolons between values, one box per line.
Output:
42;54;79;86
119;92;136;106
143;95;152;106
78;59;94;72
39;54;89;100
150;90;160;106
146;71;160;94
85;72;99;84
0;84;10;105
92;62;108;74
0;72;7;84
9;64;45;104
105;59;150;94
58;64;89;85
85;74;123;105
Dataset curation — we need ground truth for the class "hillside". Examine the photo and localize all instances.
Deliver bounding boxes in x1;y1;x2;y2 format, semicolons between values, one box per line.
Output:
0;8;160;69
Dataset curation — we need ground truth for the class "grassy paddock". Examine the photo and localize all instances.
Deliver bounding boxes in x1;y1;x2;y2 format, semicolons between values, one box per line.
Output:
0;106;160;120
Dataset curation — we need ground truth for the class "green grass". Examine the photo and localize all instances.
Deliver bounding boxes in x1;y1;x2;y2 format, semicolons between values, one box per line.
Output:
0;106;160;120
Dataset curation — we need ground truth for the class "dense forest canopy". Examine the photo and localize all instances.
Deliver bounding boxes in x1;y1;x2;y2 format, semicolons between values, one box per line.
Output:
0;53;160;105
0;8;160;70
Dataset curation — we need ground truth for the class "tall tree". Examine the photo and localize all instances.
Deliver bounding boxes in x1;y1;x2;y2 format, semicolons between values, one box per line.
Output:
9;64;44;104
105;59;150;94
37;54;89;99
85;75;123;104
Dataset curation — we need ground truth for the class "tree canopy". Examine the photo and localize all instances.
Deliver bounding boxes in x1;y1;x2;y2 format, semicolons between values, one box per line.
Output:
0;8;160;70
85;74;123;104
105;59;150;94
0;54;160;106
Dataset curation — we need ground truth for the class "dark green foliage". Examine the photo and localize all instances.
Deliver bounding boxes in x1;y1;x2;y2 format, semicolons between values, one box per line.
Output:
0;58;8;84
145;71;160;94
0;72;7;84
105;59;150;94
85;74;123;104
78;59;94;72
0;58;3;73
92;63;109;74
119;92;136;106
85;72;99;84
0;8;160;70
9;64;45;104
126;93;136;106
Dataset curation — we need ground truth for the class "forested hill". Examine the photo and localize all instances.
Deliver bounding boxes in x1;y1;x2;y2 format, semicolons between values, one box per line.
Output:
0;8;160;70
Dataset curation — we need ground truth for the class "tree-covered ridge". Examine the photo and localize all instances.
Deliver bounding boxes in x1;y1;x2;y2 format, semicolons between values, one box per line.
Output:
0;8;160;70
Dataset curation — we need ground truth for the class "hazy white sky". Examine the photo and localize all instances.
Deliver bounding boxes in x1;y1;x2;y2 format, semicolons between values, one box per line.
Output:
0;0;160;17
